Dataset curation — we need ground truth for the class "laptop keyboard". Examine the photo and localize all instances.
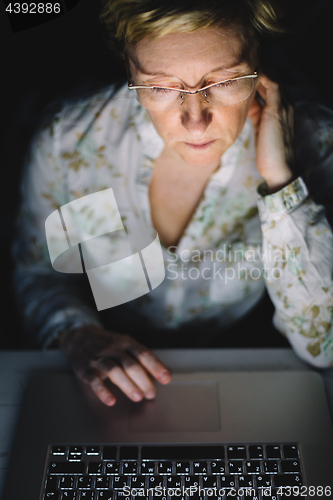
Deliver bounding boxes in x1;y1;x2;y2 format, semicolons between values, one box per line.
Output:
43;444;303;500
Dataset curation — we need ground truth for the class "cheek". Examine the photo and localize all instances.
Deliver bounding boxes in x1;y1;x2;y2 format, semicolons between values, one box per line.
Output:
148;111;180;142
214;105;249;141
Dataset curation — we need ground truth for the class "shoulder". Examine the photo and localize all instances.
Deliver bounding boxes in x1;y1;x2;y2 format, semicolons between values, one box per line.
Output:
293;101;333;209
31;81;139;147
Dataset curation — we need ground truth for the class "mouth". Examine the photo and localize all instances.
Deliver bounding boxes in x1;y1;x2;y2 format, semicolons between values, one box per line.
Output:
184;140;216;150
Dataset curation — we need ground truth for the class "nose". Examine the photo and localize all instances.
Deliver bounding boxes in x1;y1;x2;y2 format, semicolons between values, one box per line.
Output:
180;92;212;137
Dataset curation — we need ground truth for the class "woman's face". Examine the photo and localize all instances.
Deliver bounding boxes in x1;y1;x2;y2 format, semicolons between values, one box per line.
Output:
128;29;257;170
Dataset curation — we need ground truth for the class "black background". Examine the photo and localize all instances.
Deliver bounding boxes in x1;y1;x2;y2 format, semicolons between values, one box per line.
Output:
1;0;332;348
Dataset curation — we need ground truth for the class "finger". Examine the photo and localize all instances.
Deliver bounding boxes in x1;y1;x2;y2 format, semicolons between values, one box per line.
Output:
95;358;145;402
90;376;117;406
129;345;172;385
257;76;280;112
75;366;117;406
121;354;157;399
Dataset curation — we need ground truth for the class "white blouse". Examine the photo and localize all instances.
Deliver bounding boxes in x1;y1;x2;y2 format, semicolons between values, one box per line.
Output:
13;83;333;367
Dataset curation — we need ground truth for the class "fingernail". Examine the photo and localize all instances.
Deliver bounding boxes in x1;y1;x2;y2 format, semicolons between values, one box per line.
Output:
145;389;156;399
105;395;115;406
160;370;171;382
132;391;143;401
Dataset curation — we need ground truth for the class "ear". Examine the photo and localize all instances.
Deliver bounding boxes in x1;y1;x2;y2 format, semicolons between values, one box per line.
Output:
247;93;262;131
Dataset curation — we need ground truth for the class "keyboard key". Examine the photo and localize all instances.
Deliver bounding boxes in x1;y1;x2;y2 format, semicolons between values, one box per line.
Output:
95;476;109;489
45;476;58;493
113;475;130;489
88;463;103;475
227;446;246;460
98;493;112;500
69;455;82;462
220;475;236;488
249;446;263;459
255;475;272;488
69;447;82;456
245;461;261;474
238;475;254;488
184;476;200;488
147;476;164;488
43;492;59;499
274;474;302;488
103;447;117;460
141;446;225;460
62;492;76;499
49;462;85;475
79;492;95;500
130;475;146;488
261;489;278;500
266;446;281;459
175;461;190;473
122;461;137;474
86;447;100;455
77;476;93;489
210;461;225;474
228;461;243;474
157;461;173;474
105;462;120;474
52;446;66;456
283;445;298;459
201;476;218;488
166;476;182;488
141;461;155;474
264;461;279;473
114;493;128;500
120;446;138;459
193;461;208;474
281;460;301;473
59;476;76;489
62;490;78;500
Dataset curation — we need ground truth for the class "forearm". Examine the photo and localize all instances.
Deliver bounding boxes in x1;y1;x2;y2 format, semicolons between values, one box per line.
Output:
13;264;102;348
258;177;333;367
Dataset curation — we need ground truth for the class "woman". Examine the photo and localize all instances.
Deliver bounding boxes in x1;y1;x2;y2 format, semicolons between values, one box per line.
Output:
13;0;333;406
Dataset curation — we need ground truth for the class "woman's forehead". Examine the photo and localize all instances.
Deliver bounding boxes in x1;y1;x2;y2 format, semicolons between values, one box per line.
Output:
128;29;250;80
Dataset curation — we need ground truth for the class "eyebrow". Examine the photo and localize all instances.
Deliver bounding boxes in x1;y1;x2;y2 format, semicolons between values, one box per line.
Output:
130;55;247;80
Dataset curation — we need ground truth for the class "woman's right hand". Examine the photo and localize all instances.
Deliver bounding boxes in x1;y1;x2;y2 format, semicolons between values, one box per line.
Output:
59;325;172;406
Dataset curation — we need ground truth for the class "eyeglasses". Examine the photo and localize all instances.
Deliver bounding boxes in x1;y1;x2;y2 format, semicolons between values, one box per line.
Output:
127;69;258;111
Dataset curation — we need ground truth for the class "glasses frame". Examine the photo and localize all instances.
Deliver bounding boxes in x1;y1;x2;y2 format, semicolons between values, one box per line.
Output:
125;57;258;108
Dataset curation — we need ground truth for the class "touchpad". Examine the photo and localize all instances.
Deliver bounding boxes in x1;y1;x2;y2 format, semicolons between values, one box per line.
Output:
128;381;220;432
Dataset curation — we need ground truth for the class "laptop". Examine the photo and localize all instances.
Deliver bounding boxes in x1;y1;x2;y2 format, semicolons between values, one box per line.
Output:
2;368;333;500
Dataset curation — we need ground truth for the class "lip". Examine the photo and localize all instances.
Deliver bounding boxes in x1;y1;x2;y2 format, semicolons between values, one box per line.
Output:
184;140;216;149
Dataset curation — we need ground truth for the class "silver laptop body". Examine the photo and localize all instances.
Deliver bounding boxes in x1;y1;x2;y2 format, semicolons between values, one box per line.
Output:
2;370;333;499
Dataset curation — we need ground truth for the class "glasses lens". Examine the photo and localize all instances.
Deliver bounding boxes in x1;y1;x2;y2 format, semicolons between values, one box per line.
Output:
136;88;185;110
206;77;255;106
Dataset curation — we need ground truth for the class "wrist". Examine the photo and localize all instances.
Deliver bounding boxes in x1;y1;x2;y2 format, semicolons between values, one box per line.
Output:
263;170;294;195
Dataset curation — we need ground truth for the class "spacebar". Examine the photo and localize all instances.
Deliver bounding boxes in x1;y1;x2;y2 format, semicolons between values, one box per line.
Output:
141;446;225;460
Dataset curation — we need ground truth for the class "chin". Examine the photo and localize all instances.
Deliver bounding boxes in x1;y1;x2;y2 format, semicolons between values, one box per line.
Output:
177;145;225;168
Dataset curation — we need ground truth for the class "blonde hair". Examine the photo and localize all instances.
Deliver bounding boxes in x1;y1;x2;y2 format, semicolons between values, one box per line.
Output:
100;0;284;67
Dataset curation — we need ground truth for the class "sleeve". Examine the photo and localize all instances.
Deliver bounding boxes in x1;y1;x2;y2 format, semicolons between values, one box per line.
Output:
257;176;333;367
12;110;102;349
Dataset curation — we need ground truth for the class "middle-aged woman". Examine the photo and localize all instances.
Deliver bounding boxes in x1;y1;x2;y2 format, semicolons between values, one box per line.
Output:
13;0;333;406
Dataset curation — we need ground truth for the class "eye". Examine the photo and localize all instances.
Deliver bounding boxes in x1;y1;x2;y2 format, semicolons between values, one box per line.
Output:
215;80;237;89
151;87;174;94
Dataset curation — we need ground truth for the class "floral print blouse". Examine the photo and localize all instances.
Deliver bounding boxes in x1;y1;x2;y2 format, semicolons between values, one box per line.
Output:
13;83;333;367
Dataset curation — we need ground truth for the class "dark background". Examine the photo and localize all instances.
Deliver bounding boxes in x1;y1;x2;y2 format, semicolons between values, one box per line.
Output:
1;0;332;349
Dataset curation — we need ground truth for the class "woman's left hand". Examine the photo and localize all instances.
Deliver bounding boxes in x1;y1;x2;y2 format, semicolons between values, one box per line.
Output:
248;74;295;193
